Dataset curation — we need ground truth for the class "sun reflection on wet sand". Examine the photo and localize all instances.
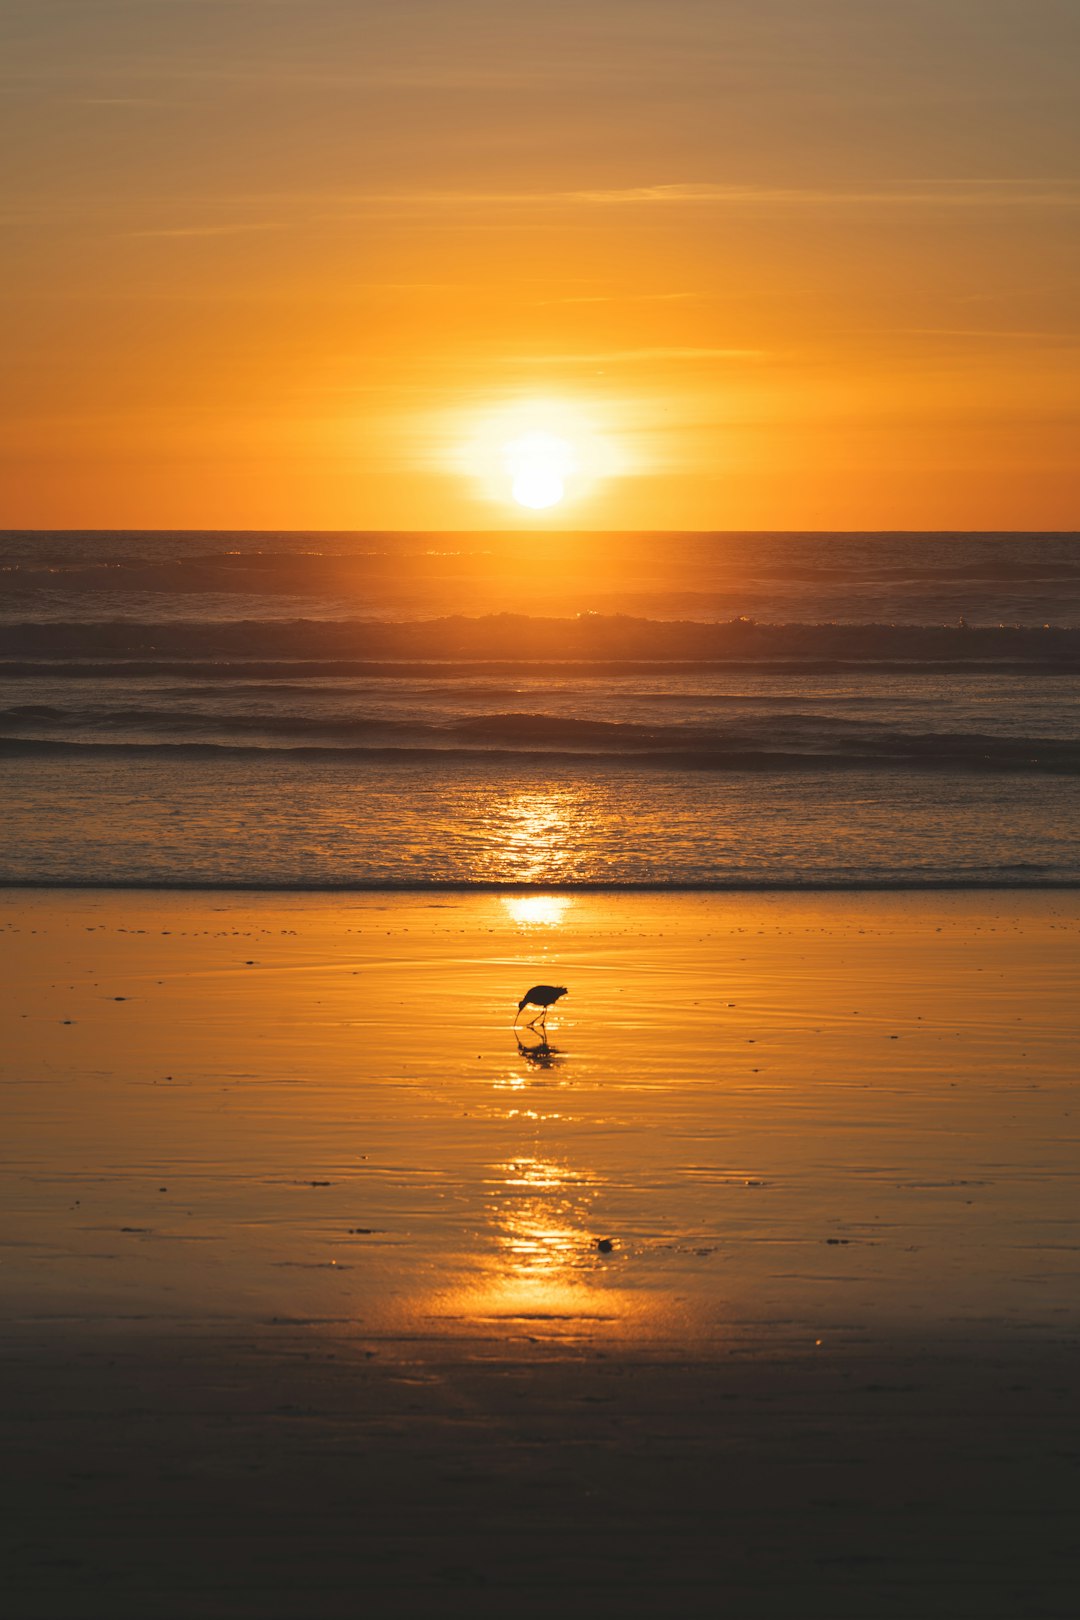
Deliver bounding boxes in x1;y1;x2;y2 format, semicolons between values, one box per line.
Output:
502;894;573;927
435;1015;660;1336
436;1154;644;1334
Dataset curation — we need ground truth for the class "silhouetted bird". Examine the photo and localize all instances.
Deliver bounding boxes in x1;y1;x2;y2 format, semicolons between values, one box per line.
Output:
515;984;567;1027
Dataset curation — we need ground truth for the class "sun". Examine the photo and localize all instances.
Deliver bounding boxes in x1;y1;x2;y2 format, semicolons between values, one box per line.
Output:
450;398;631;515
504;431;574;510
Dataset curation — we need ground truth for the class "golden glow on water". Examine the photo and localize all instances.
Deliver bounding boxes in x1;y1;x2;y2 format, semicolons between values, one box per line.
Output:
502;895;573;927
481;787;591;883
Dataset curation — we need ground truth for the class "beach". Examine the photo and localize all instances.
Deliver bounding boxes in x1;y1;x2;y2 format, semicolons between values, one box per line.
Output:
8;0;1080;1608
3;889;1078;1616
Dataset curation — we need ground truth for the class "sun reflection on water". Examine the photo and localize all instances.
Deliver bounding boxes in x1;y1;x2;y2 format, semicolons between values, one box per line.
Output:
478;788;595;883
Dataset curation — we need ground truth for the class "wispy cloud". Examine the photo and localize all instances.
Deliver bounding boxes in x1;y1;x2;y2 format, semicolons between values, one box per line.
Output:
837;326;1080;345
339;179;1080;211
503;346;764;364
565;180;1080;208
76;96;173;107
22;180;1080;236
534;291;698;307
127;222;286;238
896;327;1080;341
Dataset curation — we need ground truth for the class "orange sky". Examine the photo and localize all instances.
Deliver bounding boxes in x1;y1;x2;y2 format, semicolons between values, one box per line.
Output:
2;0;1078;529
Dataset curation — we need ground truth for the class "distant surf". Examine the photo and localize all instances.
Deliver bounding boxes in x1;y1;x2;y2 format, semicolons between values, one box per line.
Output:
3;531;1078;888
3;616;1079;666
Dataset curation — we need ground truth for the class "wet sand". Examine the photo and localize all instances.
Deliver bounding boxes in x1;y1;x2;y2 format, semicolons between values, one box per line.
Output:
2;890;1078;1617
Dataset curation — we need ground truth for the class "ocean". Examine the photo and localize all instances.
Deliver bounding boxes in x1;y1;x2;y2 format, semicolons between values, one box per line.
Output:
2;530;1078;888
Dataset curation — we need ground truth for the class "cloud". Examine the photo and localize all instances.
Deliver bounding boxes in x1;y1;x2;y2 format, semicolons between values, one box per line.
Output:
126;223;286;238
342;179;1080;211
534;291;698;307
896;327;1080;341
504;347;764;364
570;180;1080;210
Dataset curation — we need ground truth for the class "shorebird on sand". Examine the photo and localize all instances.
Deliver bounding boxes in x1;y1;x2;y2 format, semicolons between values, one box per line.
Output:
514;984;567;1028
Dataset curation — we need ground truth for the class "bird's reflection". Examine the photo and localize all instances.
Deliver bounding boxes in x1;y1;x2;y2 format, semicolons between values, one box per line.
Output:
515;1027;564;1068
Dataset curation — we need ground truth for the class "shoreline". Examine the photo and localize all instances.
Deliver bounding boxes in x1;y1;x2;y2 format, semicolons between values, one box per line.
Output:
4;878;1080;890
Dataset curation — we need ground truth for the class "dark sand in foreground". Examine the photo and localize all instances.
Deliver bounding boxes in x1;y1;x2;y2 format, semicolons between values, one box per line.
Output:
2;891;1078;1617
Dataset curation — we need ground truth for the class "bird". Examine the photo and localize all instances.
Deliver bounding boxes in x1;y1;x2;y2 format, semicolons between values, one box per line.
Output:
515;984;567;1027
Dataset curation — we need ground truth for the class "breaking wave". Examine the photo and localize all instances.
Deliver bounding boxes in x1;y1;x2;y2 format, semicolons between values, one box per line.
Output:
3;730;1078;772
2;615;1079;667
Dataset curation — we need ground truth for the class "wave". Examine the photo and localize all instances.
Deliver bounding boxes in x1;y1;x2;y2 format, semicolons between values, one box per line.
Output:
5;657;1080;680
3;616;1080;667
4;733;1079;772
0;704;897;742
4;701;1079;759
